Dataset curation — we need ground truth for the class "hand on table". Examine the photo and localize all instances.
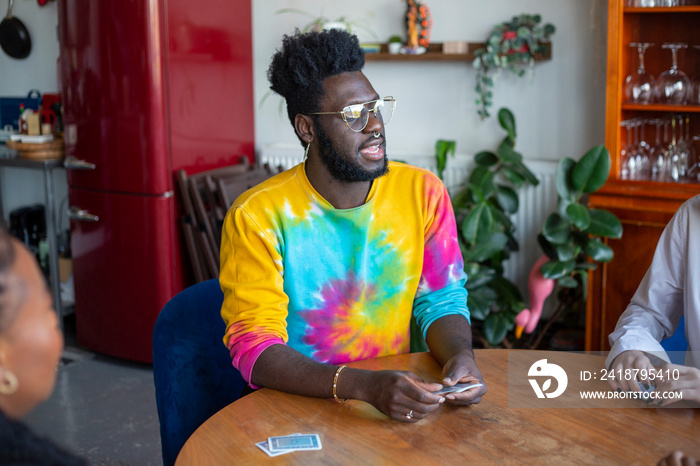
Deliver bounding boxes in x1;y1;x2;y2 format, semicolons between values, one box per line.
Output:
365;370;445;423
653;364;700;406
608;350;656;392
440;352;487;405
658;450;698;466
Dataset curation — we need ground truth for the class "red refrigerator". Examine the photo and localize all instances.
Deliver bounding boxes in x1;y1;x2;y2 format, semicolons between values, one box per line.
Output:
58;0;254;362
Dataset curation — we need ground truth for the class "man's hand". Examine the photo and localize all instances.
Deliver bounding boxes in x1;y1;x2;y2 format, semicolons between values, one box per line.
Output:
608;350;656;392
653;364;700;406
361;370;445;422
440;351;487;405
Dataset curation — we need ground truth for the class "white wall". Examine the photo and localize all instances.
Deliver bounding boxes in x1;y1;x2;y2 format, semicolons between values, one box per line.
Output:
253;0;608;163
0;0;65;226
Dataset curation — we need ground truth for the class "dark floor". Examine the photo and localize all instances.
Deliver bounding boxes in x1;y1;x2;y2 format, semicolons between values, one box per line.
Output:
24;313;163;466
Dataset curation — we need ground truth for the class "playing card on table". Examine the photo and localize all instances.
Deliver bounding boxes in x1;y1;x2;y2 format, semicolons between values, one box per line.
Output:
433;382;484;395
268;433;322;452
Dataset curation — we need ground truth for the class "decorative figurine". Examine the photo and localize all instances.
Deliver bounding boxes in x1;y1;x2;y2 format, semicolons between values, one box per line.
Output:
405;0;432;53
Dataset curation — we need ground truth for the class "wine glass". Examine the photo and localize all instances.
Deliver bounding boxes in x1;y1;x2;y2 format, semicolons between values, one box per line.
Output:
633;118;651;179
620;120;638;180
656;43;691;104
648;119;666;180
692;46;700;105
625;43;656;103
663;116;682;182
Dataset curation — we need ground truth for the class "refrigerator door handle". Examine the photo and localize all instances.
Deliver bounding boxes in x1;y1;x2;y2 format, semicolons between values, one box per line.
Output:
68;206;100;222
64;155;97;170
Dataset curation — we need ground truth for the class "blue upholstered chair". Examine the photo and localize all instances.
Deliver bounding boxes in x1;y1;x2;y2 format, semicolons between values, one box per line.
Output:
153;278;247;466
660;315;688;364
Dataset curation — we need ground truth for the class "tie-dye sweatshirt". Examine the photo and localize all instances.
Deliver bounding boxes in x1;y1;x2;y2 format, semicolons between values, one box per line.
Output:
220;161;469;386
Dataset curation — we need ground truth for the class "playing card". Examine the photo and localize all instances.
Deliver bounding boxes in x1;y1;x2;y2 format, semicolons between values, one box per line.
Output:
256;440;293;457
433;382;484;395
268;433;322;452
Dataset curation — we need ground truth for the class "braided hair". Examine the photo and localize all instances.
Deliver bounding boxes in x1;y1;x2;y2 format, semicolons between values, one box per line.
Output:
267;28;365;143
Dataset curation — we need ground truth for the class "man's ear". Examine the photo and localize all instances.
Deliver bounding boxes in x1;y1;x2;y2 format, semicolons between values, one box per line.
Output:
294;114;315;145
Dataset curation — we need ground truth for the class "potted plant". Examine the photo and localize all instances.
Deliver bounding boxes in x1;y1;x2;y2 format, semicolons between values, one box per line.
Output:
437;108;540;347
388;35;403;54
472;14;555;120
520;145;623;350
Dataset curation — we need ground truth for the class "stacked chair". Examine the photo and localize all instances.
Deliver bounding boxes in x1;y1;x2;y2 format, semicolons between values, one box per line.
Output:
176;159;282;282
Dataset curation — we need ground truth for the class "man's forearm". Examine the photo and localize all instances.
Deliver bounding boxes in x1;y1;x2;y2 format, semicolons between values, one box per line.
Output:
250;344;374;401
425;314;475;366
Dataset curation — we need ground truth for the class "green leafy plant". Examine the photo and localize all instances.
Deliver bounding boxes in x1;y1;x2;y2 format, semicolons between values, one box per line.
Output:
524;145;623;349
389;35;403;43
435;140;456;181
447;108;540;346
473;14;555;120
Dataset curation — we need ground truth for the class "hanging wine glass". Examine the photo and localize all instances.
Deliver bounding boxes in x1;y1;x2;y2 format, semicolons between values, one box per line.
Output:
648;119;666;180
663;116;682;182
688;136;700;182
620;120;638;180
692;46;700;105
656;43;691;105
625;43;656;103
633;118;651;179
676;115;689;178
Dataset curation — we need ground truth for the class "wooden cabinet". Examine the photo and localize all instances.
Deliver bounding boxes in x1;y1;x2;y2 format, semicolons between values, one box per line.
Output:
586;0;700;351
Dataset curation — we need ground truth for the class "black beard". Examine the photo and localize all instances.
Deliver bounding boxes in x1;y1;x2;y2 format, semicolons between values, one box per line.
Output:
316;122;389;183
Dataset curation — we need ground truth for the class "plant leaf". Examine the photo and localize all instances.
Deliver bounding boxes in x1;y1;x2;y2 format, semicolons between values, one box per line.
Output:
586;209;623;238
566;203;591;230
572;144;611;194
537;233;558;261
554;242;580;261
484;312;509;346
465;267;497;290
464;232;509;262
497;140;522;164
542;213;571;245
498;108;517;140
502;167;525;187
461;203;494;245
475;151;498;166
435;139;456;181
556;157;577;201
495;185;519;214
557;276;578;288
584;237;614;262
540;259;576;279
511;160;540;186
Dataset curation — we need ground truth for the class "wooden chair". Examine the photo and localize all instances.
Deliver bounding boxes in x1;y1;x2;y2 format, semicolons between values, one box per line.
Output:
176;159;283;283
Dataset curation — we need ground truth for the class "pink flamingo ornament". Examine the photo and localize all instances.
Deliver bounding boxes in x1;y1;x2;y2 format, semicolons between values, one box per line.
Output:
514;255;555;339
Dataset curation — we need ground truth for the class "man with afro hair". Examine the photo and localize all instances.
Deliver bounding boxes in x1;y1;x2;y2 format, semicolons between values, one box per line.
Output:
220;29;486;422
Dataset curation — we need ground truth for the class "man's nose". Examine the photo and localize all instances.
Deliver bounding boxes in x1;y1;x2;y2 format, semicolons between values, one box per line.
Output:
364;110;383;133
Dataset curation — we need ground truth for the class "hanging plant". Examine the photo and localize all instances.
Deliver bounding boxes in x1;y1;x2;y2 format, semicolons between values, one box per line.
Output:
473;14;555;120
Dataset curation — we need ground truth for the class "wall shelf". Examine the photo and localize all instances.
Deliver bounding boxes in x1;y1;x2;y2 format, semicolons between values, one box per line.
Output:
363;42;552;63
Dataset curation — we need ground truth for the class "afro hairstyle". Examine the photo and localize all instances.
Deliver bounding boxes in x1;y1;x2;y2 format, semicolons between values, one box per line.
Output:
267;28;365;140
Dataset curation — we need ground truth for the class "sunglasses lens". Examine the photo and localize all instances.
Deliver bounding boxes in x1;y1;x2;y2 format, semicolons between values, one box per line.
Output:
343;104;368;131
380;98;394;125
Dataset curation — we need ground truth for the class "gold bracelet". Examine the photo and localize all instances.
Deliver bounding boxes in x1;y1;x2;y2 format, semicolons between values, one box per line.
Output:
333;365;348;404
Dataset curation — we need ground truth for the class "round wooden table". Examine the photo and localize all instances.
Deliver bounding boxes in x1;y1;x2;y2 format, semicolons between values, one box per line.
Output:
176;349;699;464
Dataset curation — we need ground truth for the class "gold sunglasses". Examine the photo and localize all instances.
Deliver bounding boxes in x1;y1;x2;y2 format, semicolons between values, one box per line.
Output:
307;96;396;132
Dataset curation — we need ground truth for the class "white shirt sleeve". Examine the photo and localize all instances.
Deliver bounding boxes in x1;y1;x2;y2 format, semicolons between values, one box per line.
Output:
605;195;697;368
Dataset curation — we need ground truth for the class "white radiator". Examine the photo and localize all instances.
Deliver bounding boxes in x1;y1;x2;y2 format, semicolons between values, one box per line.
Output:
259;144;558;300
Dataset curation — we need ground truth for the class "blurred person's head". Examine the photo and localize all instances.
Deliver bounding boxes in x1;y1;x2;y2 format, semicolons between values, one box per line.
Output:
0;228;63;419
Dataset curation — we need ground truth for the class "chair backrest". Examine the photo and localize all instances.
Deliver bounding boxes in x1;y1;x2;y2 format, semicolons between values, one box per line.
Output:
153;279;247;466
661;314;688;364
